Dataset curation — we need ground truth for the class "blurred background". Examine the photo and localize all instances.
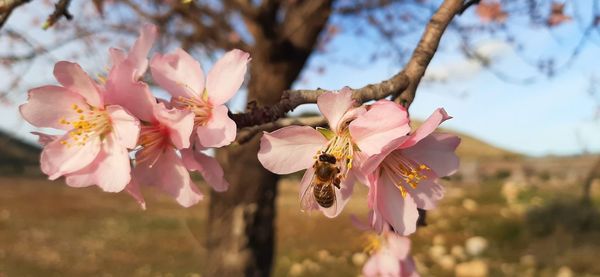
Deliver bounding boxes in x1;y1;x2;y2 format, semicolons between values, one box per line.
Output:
0;0;600;276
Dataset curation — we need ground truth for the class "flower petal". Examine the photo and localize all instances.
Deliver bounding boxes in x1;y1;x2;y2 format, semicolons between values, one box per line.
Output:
350;99;411;156
317;88;354;131
181;148;229;192
258;125;326;175
53;61;103;107
194;105;236;148
152;103;195;149
40;132;101;180
401;256;420;277
20;85;87;130
125;177;146;210
134;148;204;207
31;132;58;146
360;136;410;176
401;132;460;177
104;62;156;122
107;105;140;149
150;48;205;99
109;48;126;67
387;234;411;259
64;134;131;192
376;173;419;236
128;24;157;79
408;178;445;210
363;251;401;277
205;49;250;105
401;108;451;149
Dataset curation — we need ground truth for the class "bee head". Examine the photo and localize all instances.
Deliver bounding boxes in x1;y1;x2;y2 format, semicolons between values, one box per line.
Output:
318;153;337;164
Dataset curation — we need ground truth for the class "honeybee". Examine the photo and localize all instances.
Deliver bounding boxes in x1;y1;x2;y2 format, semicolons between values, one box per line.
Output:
301;153;341;210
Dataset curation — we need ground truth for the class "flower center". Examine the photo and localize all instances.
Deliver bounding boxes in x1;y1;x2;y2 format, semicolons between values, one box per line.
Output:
58;104;111;147
136;124;169;167
316;130;355;180
381;151;430;197
172;95;213;127
363;234;383;254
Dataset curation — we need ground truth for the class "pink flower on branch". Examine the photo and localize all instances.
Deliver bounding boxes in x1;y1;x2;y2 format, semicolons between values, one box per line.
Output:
362;107;460;235
258;89;410;217
362;230;420;277
150;48;250;148
125;102;207;208
20;61;140;192
19;25;158;193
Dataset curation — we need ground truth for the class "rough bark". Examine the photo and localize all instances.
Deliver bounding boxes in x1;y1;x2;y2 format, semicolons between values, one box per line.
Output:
206;1;333;276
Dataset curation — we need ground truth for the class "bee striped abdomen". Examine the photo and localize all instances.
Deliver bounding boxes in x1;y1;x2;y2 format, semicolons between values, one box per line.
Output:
313;182;335;208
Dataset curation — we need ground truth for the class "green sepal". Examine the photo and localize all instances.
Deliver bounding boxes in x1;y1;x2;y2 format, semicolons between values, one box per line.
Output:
316;127;335;140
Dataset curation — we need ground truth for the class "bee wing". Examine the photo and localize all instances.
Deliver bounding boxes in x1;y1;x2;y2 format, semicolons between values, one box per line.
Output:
299;167;319;212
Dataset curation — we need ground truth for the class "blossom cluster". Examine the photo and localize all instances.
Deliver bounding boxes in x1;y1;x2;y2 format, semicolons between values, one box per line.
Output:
20;24;249;208
21;23;460;277
257;88;460;276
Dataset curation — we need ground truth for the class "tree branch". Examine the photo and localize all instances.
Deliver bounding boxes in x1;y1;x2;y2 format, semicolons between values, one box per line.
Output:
0;0;32;30
231;0;462;130
395;0;463;107
43;0;73;30
236;116;326;144
230;71;409;128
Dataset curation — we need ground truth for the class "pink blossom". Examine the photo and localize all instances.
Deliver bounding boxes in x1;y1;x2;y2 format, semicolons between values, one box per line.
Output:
362;106;460;235
363;230;420;277
257;89;410;217
125;101;230;208
19;25;159;192
149;48;249;148
125;102;206;208
20;61;140;192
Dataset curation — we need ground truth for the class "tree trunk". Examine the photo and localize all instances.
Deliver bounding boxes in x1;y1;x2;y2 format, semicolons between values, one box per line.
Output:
205;55;315;277
205;2;333;275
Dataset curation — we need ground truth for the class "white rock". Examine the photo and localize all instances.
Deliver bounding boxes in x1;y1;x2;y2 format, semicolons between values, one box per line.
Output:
520;255;536;267
462;199;478;212
429;245;447;261
433;234;446;246
302;258;321;273
352;252;368;266
455;260;489;277
465;236;488;256
289;263;304;276
437;255;456;271
451;245;467;260
316;249;334;263
556;266;573;277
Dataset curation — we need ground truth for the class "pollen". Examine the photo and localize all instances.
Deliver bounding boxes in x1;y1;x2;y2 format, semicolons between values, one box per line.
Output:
56;103;111;147
172;95;213;127
317;128;355;181
381;151;431;197
363;234;383;254
136;124;169;167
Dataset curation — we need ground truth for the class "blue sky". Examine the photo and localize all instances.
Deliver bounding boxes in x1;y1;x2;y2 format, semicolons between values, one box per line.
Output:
1;1;599;157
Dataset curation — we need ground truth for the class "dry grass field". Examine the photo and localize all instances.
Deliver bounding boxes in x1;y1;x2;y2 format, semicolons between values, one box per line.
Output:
0;130;599;276
0;173;599;276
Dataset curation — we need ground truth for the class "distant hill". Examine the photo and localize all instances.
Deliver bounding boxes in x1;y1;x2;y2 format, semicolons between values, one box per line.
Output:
452;131;522;160
410;121;522;160
0;130;41;175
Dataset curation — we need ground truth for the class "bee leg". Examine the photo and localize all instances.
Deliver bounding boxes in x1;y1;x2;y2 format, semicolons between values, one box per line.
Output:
333;177;341;189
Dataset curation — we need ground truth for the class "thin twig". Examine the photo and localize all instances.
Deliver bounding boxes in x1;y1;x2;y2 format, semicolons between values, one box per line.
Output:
231;0;463;130
43;0;73;30
0;0;32;30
